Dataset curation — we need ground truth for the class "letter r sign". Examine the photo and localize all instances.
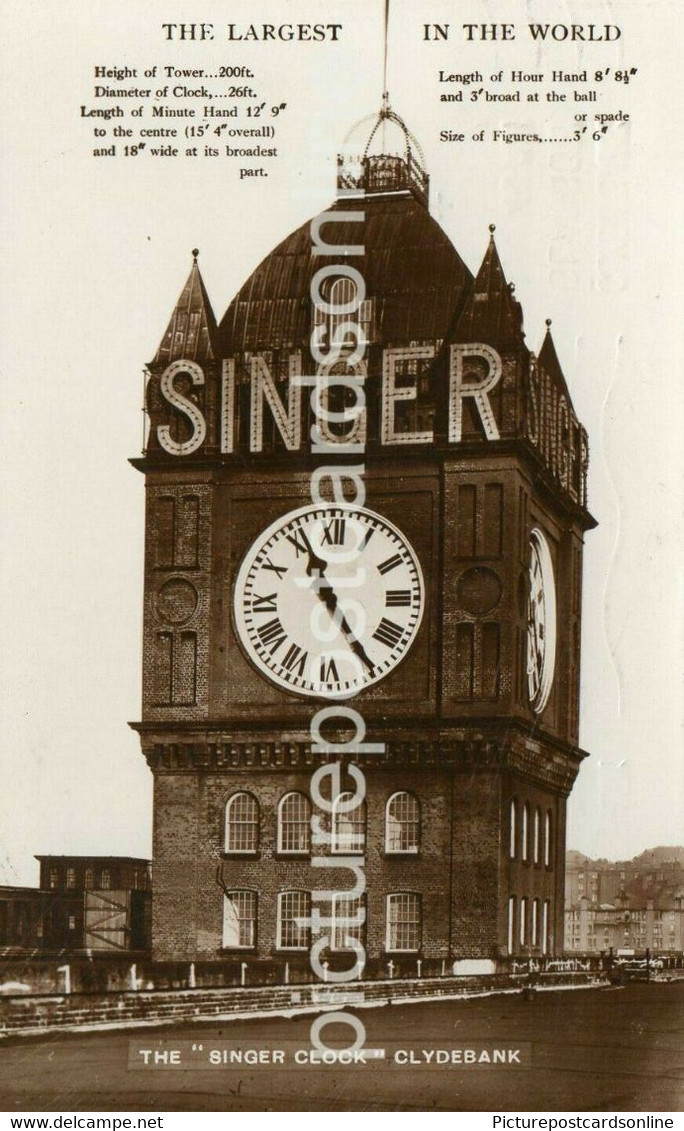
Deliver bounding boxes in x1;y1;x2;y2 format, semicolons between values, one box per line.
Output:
449;343;502;441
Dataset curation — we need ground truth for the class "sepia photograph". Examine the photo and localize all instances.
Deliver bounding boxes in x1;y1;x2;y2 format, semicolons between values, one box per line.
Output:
0;0;682;1117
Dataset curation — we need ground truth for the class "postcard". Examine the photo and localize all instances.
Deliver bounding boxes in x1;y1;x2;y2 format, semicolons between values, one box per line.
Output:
1;0;682;1117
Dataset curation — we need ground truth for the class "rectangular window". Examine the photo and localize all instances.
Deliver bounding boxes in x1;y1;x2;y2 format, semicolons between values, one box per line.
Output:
520;897;528;946
49;869;59;890
65;867;76;890
457;486;477;557
544;811;552;868
223;892;257;949
531;899;539;948
522;804;529;862
483;483;503;556
100;869;111;890
542;900;551;956
519;488;528;561
173;631;197;706
277;891;311;950
176;495;200;568
481;622;500;698
386;893;421;952
507;896;516;954
454;623;474;698
332;894;365;951
155;497;175;569
153;631;173;704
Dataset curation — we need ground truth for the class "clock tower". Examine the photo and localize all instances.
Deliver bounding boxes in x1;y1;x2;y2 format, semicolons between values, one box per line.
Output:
132;104;595;973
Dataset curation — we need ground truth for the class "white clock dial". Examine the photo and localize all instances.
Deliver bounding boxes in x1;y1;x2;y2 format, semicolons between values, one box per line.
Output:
233;504;425;699
526;527;556;714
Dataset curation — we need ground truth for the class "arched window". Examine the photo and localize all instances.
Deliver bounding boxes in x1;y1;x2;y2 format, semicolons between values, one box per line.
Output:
509;800;517;859
277;891;311;950
542;900;551;955
222;891;257;949
544;810;553;868
385;792;420;854
533;807;541;865
328;276;356;348
522;802;530;862
507;895;516;953
278;792;311;854
225;792;259;853
520;896;528;946
386;893;421;952
332;792;366;854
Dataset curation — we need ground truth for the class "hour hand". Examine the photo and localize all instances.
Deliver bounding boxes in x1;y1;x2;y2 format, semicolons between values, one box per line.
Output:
310;574;375;676
299;529;328;578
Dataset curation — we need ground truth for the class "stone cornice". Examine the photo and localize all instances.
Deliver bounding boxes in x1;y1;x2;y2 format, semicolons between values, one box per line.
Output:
134;721;585;794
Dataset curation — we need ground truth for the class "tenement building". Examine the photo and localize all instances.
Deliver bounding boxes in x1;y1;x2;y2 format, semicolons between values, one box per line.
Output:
565;847;684;955
132;104;596;974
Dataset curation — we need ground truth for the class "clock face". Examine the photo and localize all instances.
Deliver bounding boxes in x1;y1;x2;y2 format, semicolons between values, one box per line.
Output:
233;504;425;699
526;527;556;714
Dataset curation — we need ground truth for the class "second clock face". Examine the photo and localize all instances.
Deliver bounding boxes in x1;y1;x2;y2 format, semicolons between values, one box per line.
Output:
526;527;557;714
233;504;425;699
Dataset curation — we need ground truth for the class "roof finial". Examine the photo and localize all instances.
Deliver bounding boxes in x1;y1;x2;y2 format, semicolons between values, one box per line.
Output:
192;248;200;261
489;223;496;235
546;317;552;327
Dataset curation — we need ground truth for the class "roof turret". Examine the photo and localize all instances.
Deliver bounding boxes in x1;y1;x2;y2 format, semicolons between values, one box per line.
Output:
153;249;219;365
449;225;525;349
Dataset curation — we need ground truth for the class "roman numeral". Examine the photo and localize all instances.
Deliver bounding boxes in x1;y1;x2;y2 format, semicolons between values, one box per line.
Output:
321;518;346;546
256;618;287;654
319;657;340;685
378;553;403;575
359;527;375;551
372;617;404;649
285;529;310;558
281;643;308;678
262;557;287;580
251;592;278;613
386;589;412;607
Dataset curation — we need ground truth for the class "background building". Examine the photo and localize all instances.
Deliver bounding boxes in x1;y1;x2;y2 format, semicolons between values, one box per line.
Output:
0;856;151;954
565;847;684;954
134;104;595;973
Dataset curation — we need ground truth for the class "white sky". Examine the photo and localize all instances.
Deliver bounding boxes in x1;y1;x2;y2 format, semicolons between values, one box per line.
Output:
1;0;682;885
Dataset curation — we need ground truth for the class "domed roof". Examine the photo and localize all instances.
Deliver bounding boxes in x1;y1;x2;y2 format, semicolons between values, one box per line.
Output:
218;193;473;356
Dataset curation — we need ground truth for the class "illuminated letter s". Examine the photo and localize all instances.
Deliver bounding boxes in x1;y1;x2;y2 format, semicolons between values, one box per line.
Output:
157;360;207;456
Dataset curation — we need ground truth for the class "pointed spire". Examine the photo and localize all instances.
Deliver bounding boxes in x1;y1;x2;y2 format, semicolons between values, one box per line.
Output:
449;226;525;348
537;318;572;402
153;249;219;365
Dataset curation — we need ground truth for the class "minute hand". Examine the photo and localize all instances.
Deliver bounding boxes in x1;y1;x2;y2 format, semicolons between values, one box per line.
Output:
302;532;375;676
